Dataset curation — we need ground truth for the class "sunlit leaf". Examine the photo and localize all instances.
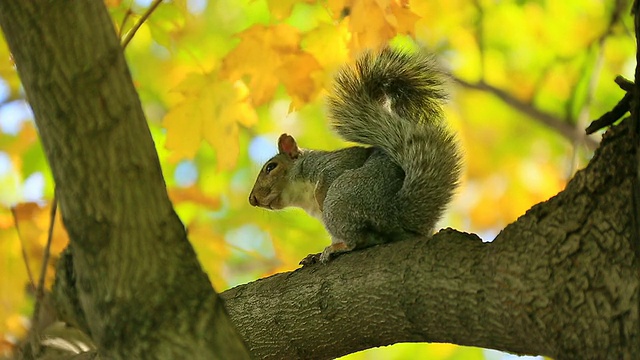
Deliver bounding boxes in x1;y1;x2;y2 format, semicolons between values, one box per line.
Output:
12;202;69;267
267;0;306;20
104;0;122;8
221;24;311;105
168;186;221;209
163;72;258;169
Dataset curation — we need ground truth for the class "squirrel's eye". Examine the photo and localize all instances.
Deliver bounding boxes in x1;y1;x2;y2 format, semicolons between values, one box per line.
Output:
265;162;278;174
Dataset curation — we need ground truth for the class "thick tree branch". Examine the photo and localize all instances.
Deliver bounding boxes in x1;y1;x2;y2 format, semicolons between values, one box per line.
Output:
221;119;638;360
0;2;249;359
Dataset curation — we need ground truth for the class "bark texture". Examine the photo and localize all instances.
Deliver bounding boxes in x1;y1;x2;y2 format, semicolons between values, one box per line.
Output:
220;118;638;360
0;2;250;359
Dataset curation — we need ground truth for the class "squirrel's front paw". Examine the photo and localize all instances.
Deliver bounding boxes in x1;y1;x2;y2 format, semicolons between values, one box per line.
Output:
299;253;321;266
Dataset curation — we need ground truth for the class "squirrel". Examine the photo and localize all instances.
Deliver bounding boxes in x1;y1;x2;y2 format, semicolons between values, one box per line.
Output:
249;47;462;265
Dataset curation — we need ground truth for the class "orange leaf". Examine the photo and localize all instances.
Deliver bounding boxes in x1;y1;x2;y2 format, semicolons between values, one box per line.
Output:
276;53;323;109
12;202;68;289
104;0;122;8
330;0;419;50
388;1;420;35
168;186;221;210
348;0;395;49
4;123;38;159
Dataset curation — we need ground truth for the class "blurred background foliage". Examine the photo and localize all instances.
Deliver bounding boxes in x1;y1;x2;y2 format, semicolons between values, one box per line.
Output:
0;0;634;358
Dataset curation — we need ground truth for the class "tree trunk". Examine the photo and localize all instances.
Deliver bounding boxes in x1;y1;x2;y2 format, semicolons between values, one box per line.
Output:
0;2;250;359
0;1;638;360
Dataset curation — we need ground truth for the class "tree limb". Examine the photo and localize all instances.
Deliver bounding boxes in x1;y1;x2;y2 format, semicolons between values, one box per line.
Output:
586;92;631;134
221;119;638;360
453;77;600;150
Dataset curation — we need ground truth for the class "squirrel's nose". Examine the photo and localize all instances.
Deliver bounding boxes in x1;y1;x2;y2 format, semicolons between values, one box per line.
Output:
249;193;258;206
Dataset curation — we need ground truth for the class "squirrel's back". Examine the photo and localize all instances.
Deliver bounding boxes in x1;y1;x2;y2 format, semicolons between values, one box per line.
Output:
327;47;462;233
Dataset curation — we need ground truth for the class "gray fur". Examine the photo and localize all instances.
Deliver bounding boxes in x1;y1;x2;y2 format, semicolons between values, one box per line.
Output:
301;47;462;258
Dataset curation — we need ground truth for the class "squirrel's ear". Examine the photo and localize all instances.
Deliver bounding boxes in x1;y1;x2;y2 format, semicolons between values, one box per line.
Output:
277;133;301;159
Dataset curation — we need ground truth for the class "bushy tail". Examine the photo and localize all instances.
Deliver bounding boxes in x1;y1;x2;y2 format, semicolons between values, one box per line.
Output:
328;47;462;232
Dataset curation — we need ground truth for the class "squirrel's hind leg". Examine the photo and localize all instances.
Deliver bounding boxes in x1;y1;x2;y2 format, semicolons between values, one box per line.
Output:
319;240;355;263
321;151;405;256
299;240;355;266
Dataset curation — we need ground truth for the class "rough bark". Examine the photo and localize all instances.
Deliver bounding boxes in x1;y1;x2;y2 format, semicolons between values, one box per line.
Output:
0;2;250;359
220;118;638;360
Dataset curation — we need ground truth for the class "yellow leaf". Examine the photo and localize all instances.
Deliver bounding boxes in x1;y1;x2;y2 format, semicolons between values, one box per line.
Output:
163;73;257;169
186;220;229;290
12;202;68;290
163;101;204;161
348;1;394;49
267;0;299;20
222;24;319;106
6;123;38;158
13;202;68;253
303;22;351;69
230;81;259;128
327;0;348;19
5;314;27;340
388;1;420;35
168;186;221;210
335;0;418;50
0;208;13;230
276;53;323;109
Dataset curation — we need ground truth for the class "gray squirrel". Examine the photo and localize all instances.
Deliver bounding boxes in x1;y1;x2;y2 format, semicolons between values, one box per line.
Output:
249;47;462;265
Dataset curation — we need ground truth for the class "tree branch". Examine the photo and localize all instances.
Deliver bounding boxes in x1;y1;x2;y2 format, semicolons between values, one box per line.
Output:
121;0;163;49
221;119;638;359
453;77;600;150
586;92;632;134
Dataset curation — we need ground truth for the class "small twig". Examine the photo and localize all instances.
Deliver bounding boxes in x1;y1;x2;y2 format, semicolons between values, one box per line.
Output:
452;77;599;150
615;75;635;92
121;0;163;49
11;206;36;291
586;92;632;134
37;194;56;304
20;190;58;356
585;75;635;134
118;8;133;39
